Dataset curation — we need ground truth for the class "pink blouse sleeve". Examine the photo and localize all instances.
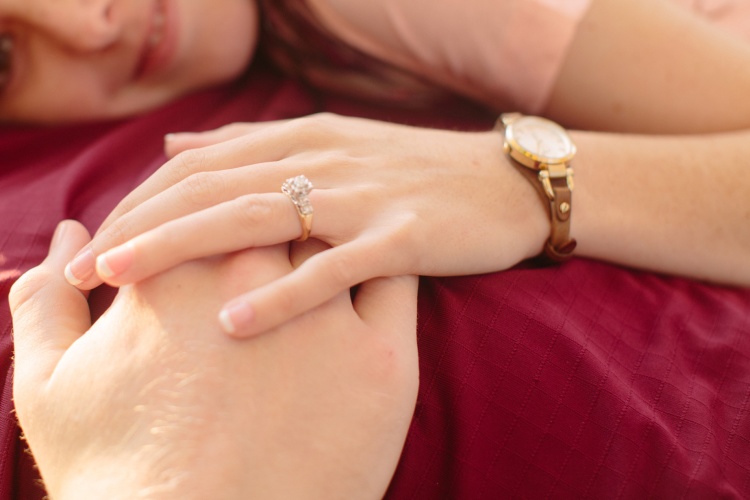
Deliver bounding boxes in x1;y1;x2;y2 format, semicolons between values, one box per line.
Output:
305;0;592;113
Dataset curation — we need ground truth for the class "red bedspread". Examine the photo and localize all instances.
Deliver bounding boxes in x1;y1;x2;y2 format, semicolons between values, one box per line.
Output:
1;64;748;499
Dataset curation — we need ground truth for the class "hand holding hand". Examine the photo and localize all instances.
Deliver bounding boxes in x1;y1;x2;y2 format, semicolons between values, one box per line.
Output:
13;220;419;499
64;113;547;336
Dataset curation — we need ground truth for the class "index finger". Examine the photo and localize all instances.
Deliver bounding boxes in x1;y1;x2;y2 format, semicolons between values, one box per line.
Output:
164;120;293;158
96;120;295;235
97;113;349;236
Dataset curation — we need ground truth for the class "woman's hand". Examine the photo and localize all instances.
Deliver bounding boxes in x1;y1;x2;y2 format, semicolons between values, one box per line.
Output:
12;220;419;499
63;113;548;336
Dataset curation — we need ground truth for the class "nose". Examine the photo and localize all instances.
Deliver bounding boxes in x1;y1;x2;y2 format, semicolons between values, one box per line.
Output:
19;0;122;52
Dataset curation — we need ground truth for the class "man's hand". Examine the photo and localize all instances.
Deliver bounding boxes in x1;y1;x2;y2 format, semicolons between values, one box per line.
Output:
12;220;419;499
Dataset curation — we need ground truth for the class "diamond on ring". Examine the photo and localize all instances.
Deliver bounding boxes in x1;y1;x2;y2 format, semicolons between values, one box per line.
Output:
282;175;314;215
281;175;314;241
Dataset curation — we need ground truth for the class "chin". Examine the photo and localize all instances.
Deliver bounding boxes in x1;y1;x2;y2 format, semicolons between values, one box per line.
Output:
175;0;260;91
198;33;258;88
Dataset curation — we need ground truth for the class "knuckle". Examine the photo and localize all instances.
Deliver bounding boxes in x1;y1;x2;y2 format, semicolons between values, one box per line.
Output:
298;112;328;126
318;150;353;171
145;223;183;257
177;171;227;208
382;215;420;269
109;196;137;221
219;122;246;135
9;269;49;315
214;122;253;142
308;112;345;132
325;251;357;288
308;112;336;125
232;195;275;232
100;215;137;250
268;284;299;322
286;113;340;146
286;116;319;137
169;148;212;184
385;219;415;248
315;112;343;123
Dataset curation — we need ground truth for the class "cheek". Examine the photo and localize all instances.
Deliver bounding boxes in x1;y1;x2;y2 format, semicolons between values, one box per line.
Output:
175;0;259;84
0;37;125;123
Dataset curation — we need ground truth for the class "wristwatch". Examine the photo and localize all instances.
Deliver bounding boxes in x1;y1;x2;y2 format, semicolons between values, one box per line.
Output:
496;113;577;262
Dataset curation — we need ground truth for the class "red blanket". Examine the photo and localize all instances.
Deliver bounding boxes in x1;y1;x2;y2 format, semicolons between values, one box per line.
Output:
1;64;749;499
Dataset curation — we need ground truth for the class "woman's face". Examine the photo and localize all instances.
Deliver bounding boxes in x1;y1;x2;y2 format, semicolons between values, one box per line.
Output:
0;0;258;123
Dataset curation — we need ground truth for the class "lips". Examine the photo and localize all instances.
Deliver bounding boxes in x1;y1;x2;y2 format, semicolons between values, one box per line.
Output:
135;0;178;80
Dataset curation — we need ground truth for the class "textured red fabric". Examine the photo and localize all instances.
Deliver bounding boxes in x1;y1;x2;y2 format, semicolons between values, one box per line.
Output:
1;64;749;498
389;267;750;499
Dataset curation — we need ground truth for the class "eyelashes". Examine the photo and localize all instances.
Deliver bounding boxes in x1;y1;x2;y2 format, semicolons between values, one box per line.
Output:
0;34;13;93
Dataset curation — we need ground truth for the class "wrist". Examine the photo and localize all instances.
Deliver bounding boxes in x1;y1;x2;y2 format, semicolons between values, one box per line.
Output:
505;154;554;261
477;131;550;261
495;114;577;262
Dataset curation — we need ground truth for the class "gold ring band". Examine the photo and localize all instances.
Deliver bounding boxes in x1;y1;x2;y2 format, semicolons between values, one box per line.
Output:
297;212;313;241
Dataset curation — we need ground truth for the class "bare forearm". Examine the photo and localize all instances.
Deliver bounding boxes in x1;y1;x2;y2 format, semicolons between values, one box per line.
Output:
547;0;750;134
572;129;750;286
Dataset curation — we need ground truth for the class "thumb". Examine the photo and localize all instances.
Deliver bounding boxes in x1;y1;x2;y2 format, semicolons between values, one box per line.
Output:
11;220;93;388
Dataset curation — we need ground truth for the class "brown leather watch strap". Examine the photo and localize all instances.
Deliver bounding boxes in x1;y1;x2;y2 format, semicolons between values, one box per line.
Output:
544;175;576;261
514;166;577;263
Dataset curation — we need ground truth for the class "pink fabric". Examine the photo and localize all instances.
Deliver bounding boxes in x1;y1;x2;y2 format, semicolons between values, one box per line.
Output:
1;61;749;499
259;0;455;108
262;0;592;112
262;0;750;114
304;0;591;112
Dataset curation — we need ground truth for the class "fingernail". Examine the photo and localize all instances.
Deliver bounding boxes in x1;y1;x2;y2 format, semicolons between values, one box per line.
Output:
165;132;191;141
50;221;68;251
97;242;134;279
218;300;255;335
64;247;95;286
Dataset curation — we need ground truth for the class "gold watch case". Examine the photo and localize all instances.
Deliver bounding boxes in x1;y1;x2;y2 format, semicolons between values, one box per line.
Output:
501;113;576;166
501;113;575;200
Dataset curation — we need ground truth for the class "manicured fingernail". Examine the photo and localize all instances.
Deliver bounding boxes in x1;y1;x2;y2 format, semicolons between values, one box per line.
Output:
96;242;134;279
218;301;255;335
64;247;95;286
166;132;192;141
50;221;68;251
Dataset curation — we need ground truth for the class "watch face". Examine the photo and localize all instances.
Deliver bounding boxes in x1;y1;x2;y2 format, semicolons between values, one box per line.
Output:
506;116;576;164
